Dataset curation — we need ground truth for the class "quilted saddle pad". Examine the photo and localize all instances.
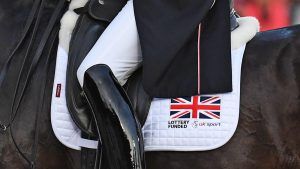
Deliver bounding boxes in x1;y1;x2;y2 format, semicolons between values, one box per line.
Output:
51;16;258;151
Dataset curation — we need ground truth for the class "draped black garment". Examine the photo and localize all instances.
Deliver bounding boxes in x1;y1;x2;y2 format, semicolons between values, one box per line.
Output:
134;0;232;97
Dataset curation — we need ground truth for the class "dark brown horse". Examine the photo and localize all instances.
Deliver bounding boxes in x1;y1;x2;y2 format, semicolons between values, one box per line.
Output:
0;0;299;169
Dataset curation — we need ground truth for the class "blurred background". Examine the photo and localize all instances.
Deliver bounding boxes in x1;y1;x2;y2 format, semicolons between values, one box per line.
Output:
235;0;300;31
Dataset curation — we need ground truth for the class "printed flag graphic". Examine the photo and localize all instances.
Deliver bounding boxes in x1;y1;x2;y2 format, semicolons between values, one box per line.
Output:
170;96;221;119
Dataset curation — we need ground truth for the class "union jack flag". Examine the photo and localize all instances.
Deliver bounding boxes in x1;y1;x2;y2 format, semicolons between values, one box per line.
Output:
170;96;221;119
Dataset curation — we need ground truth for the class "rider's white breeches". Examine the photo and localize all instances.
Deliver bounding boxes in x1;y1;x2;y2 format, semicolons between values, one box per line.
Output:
77;0;141;87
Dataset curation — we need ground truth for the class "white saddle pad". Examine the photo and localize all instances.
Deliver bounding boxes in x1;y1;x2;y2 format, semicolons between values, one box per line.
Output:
142;45;246;151
51;16;258;151
52;45;245;151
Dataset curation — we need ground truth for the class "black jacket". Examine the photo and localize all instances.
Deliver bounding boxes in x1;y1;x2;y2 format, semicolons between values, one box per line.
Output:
134;0;232;97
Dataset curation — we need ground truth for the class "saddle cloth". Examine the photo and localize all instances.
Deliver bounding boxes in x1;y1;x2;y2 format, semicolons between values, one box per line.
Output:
51;14;258;151
51;45;245;151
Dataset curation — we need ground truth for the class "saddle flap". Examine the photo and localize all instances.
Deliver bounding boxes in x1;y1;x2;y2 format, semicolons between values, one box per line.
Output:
125;68;153;126
88;0;126;22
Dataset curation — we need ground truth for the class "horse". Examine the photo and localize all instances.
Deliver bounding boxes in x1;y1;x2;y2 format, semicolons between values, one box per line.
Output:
0;0;299;169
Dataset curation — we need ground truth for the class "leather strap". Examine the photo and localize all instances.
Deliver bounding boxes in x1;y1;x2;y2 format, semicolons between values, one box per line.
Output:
31;26;60;169
8;0;66;129
0;0;43;130
0;0;67;168
8;0;46;166
81;133;100;169
0;0;41;90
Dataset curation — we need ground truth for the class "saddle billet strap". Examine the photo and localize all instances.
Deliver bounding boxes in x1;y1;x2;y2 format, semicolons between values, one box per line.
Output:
0;0;41;89
5;0;67;168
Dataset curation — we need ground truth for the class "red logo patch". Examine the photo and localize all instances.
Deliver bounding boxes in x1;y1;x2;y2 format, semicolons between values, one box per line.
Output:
56;84;62;97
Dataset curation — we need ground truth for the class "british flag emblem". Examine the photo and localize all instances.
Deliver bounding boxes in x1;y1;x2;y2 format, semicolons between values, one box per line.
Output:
170;96;221;119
